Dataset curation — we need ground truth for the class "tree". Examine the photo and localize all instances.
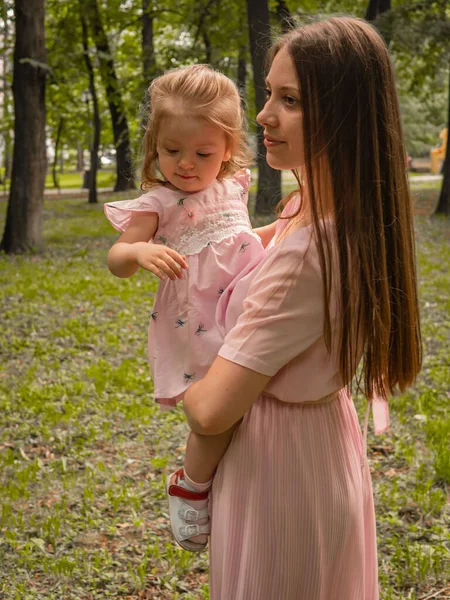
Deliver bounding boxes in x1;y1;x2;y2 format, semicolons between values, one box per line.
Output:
366;0;391;22
80;8;101;204
82;0;135;191
379;0;450;215
435;66;450;214
1;0;14;183
246;0;281;214
276;0;296;33
142;0;158;85
1;0;47;254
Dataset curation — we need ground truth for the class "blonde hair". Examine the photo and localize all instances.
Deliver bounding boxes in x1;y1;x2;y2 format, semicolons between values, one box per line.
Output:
141;64;253;191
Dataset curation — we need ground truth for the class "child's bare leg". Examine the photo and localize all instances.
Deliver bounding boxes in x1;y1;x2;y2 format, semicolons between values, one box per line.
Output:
166;422;240;550
184;424;239;483
181;424;238;544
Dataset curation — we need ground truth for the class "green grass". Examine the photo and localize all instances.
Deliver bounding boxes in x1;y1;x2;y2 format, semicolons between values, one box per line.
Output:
44;170;116;189
0;190;448;598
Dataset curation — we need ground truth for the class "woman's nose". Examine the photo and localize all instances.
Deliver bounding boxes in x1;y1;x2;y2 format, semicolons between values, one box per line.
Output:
257;101;277;128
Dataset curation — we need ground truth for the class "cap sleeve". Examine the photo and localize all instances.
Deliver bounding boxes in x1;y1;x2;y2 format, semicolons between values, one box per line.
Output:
233;169;251;195
104;192;164;233
218;234;324;376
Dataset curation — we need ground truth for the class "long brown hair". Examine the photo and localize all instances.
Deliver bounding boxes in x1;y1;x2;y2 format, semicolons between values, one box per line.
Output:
269;17;421;400
141;64;253;190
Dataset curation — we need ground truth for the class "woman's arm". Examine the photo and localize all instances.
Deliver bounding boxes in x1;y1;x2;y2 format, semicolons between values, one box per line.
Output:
253;220;277;248
183;356;270;435
108;212;188;280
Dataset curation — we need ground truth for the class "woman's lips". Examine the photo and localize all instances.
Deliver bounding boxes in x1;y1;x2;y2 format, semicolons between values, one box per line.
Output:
264;136;285;148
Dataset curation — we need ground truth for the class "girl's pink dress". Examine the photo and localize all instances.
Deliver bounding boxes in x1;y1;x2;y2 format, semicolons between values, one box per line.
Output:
104;171;265;407
209;199;382;599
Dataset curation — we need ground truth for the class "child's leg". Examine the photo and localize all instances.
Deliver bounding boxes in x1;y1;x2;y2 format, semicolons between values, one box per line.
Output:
184;425;238;483
166;423;239;551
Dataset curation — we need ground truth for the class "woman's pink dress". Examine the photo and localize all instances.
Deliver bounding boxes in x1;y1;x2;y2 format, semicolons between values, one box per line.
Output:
210;208;380;599
104;171;265;407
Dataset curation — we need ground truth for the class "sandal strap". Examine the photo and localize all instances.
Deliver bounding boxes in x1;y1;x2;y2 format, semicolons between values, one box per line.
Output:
168;483;209;501
179;523;211;541
178;506;209;521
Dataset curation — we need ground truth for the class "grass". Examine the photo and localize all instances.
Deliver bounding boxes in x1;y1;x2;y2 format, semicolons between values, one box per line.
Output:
0;186;449;599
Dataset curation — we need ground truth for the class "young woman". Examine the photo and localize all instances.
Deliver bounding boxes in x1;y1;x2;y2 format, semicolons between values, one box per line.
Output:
183;17;422;599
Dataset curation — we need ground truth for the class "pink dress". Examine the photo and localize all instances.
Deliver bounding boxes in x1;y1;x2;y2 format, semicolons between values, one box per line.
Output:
210;201;381;599
104;170;265;407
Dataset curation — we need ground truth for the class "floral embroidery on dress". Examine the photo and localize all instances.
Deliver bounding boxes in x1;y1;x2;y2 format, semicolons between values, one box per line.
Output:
151;312;158;321
184;372;196;381
239;241;250;253
175;318;186;328
195;323;207;336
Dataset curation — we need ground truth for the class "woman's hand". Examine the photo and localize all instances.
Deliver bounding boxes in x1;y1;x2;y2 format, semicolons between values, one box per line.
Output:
134;242;188;280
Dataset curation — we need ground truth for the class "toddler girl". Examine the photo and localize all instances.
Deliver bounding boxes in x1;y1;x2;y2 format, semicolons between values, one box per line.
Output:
104;65;275;552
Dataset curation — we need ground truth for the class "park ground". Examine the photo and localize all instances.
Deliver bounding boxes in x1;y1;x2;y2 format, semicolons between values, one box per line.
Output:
0;179;449;599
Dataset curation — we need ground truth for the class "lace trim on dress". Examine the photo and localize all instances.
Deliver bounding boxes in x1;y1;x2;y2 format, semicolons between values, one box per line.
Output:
159;208;253;256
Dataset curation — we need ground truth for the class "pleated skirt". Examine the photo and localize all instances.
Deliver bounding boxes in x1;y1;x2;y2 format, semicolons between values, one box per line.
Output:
209;391;379;600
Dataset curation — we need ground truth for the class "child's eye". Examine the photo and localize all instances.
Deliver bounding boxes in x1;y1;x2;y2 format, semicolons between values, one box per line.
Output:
264;88;271;100
197;153;211;158
166;148;178;154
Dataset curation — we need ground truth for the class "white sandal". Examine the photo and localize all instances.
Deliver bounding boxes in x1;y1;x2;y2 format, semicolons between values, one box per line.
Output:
166;469;211;552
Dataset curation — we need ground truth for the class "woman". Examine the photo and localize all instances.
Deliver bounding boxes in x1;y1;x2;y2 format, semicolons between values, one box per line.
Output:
183;17;421;600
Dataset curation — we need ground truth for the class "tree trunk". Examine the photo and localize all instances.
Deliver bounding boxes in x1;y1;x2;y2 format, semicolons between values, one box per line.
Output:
366;0;391;21
237;44;247;107
83;0;135;191
276;0;295;33
435;67;450;215
246;0;281;215
2;2;13;182
203;30;212;64
52;117;64;190
76;142;84;172
142;0;157;85
80;9;100;204
0;0;47;254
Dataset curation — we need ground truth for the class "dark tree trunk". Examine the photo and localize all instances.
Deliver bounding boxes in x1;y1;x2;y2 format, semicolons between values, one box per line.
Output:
246;0;281;215
1;0;47;254
1;2;13;184
435;67;450;215
76;142;84;172
203;30;212;64
52;117;64;190
366;0;391;21
80;9;101;204
142;0;157;85
237;44;247;106
276;0;295;33
83;0;135;191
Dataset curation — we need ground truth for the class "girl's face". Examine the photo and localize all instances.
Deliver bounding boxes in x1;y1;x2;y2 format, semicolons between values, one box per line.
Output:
156;117;231;193
257;47;305;171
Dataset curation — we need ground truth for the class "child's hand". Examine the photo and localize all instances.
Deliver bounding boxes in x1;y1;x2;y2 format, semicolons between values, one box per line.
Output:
134;242;188;281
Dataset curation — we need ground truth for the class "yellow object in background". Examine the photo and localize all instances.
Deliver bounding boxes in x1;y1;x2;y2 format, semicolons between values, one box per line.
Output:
430;128;447;174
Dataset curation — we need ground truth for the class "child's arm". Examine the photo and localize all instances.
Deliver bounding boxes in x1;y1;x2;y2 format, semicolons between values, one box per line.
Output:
108;212;188;280
253;220;277;248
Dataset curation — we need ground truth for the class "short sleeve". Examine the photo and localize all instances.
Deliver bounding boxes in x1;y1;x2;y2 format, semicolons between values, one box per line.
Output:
233;169;251;195
104;192;163;233
218;235;324;376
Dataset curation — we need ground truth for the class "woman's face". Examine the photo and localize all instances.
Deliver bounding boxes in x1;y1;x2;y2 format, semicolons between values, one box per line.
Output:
257;47;304;171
